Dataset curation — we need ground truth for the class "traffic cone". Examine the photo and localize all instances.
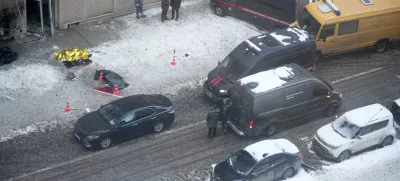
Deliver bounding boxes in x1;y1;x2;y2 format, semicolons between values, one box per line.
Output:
98;72;104;81
113;84;120;95
170;56;177;66
64;102;72;113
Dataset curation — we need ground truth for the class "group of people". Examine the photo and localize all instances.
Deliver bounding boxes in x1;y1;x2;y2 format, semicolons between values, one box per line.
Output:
135;0;182;23
206;99;232;138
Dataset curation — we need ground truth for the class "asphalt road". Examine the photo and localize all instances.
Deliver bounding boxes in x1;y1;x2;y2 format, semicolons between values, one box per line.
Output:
1;47;400;181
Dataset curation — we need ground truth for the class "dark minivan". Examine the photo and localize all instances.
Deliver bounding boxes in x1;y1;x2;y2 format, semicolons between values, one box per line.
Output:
225;63;342;137
203;27;316;103
210;0;316;30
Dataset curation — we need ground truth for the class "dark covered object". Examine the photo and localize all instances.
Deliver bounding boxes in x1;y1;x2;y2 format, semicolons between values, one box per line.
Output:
94;70;129;90
0;47;18;66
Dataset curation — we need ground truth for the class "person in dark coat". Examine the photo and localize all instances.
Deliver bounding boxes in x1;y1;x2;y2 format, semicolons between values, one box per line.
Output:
219;98;232;134
207;109;220;138
161;0;170;23
170;0;181;21
135;0;146;19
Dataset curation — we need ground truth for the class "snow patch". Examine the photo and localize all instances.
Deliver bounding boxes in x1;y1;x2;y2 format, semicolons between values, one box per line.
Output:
244;139;299;161
288;141;400;181
0;64;62;96
287;28;308;42
273;66;294;79
270;32;291;46
0;119;74;143
239;67;289;94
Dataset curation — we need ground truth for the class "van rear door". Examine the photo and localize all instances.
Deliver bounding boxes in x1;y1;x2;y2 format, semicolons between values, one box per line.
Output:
229;86;253;129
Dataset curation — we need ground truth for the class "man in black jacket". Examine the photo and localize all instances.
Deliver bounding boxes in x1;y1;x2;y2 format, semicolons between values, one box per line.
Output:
207;109;220;138
161;0;170;23
170;0;181;21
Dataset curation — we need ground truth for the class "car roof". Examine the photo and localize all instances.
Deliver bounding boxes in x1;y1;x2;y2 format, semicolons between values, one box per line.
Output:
111;94;172;113
344;103;392;127
243;139;299;162
230;28;313;69
238;63;311;95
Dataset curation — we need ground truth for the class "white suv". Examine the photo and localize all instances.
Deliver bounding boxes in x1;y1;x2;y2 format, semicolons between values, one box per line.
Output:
312;103;396;162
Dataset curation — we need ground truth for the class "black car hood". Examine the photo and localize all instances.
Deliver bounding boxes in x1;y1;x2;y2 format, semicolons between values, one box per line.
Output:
207;69;234;93
214;160;243;181
75;112;112;135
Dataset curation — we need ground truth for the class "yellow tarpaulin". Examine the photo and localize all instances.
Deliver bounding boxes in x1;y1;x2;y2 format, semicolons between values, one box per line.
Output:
53;48;89;63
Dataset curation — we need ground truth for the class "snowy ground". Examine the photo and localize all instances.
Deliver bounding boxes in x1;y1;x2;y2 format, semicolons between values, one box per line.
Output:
0;0;262;140
288;141;400;181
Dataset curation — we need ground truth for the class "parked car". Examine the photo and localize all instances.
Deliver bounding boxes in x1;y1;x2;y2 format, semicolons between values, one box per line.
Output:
211;139;302;181
291;0;400;57
225;63;341;137
73;94;175;149
209;0;315;30
312;103;396;163
204;27;316;103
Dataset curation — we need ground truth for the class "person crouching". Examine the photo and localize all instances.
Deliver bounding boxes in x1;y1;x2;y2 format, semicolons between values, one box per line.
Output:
206;109;220;138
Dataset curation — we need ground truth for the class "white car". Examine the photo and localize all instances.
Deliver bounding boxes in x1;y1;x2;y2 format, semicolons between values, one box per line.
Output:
312;103;396;162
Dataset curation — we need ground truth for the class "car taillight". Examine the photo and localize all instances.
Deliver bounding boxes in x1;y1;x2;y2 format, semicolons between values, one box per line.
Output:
296;154;302;160
249;120;255;128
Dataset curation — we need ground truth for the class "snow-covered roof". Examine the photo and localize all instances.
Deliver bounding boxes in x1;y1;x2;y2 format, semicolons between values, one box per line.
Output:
270;32;291;46
244;139;299;162
269;28;309;46
344;103;392;127
238;66;293;94
394;98;400;106
287;28;308;42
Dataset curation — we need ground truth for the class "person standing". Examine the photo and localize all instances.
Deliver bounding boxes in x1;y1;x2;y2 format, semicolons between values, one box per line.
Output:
135;0;146;19
161;0;170;23
206;109;220;138
220;98;232;134
170;0;181;21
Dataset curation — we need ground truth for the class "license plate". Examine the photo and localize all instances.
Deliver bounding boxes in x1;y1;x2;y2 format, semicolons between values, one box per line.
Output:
205;89;212;98
74;133;80;140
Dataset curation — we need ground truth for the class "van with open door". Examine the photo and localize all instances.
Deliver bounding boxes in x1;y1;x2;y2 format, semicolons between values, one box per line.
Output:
225;63;342;137
291;0;400;57
209;0;320;30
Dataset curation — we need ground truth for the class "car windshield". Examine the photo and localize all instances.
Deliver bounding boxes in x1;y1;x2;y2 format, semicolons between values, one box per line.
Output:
217;54;247;81
298;9;321;38
332;115;360;139
227;150;257;175
98;104;120;125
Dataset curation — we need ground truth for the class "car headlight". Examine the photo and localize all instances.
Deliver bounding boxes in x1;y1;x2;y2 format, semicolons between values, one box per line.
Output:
86;135;100;140
219;90;227;93
205;77;208;81
340;93;342;98
326;143;341;150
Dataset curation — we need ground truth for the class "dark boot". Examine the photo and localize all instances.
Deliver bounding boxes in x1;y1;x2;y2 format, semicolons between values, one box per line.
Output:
175;9;179;21
136;14;140;19
208;128;213;138
171;9;175;20
140;14;146;18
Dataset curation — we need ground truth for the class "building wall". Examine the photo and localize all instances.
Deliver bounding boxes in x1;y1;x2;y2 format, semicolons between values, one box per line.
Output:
56;0;160;28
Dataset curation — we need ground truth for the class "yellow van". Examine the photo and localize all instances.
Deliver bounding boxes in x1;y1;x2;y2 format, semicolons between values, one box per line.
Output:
291;0;400;57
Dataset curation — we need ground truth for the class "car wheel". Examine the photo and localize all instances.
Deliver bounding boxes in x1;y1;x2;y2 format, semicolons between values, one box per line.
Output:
100;137;112;148
265;123;278;137
380;136;394;147
214;6;225;17
375;40;389;53
282;167;295;179
336;150;351;163
324;104;337;117
153;121;165;133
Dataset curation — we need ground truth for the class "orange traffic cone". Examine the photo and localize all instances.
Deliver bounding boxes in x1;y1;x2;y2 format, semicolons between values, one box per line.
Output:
64;102;72;113
170;56;177;66
98;72;104;81
113;84;120;95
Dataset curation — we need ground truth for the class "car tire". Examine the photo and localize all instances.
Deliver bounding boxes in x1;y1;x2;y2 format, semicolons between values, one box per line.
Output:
264;123;278;137
214;6;225;17
99;137;112;149
153;121;165;133
282;167;295;179
380;136;394;147
324;104;337;117
375;40;389;53
336;150;351;163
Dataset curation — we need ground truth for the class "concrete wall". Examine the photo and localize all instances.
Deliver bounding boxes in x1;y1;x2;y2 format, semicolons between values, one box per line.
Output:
56;0;160;28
